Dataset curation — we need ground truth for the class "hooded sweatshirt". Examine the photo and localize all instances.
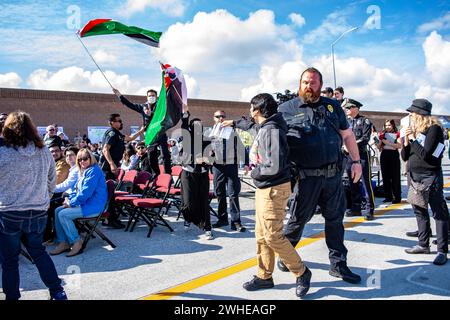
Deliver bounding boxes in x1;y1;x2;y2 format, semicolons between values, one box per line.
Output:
0;143;56;212
235;113;291;189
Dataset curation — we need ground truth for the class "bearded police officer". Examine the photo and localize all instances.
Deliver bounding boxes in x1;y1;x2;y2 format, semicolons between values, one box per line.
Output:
342;98;375;220
277;68;362;284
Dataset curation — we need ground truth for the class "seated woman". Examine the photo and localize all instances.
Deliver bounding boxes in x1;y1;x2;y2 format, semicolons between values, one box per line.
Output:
50;148;107;257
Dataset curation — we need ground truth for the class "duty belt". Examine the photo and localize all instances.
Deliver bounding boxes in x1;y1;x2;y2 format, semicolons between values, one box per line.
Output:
298;164;338;179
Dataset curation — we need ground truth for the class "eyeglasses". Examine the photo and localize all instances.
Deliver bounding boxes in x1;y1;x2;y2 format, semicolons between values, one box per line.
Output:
214;115;225;119
78;157;90;162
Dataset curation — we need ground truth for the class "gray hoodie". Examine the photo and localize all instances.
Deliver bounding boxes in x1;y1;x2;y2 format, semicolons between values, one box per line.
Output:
0;143;56;212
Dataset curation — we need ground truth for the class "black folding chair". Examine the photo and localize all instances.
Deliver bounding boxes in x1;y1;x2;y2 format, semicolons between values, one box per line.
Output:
75;180;117;252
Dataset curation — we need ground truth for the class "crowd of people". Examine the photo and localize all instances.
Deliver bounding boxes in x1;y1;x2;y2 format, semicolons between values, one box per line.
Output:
0;66;449;300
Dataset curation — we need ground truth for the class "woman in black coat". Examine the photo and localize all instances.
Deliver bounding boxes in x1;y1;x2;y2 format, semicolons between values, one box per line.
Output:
402;99;449;265
179;106;214;240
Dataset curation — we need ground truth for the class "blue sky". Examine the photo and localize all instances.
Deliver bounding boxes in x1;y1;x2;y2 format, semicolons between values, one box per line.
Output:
0;0;449;113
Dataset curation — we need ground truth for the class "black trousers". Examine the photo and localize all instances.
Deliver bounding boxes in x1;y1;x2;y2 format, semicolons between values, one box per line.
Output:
284;173;348;265
380;150;401;201
149;134;172;175
180;170;211;231
413;171;449;253
212;164;241;223
346;150;375;211
102;170;121;223
43;193;64;242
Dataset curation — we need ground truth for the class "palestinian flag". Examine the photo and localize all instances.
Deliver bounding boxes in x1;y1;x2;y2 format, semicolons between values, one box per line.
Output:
78;19;162;47
145;63;187;146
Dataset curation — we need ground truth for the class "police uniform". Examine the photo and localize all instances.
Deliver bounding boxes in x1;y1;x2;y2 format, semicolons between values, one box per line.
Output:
342;98;375;219
99;127;125;180
278;96;350;267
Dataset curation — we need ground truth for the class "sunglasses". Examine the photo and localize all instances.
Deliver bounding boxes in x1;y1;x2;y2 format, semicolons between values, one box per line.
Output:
78;157;90;162
48;129;55;132
214;115;225;119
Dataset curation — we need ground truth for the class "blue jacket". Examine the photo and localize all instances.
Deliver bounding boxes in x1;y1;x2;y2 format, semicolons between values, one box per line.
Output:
69;164;107;216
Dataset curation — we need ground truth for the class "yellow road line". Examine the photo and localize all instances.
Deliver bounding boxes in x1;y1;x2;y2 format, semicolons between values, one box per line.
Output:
142;205;398;300
142;183;450;300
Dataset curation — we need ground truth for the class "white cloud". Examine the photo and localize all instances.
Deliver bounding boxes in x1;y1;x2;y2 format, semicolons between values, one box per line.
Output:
26;66;141;94
0;72;22;88
183;74;199;98
422;31;450;87
415;85;450;115
120;0;186;18
417;12;450;34
156;9;299;73
289;13;306;28
93;50;118;64
302;11;352;44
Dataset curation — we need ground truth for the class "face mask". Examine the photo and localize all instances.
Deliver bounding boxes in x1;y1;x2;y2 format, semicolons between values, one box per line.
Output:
148;96;157;104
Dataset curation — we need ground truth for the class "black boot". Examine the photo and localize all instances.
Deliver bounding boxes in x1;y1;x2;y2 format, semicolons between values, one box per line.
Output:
296;267;312;298
329;262;361;284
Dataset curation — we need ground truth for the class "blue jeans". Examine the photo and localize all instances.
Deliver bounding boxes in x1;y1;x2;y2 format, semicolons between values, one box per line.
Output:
55;206;98;244
0;210;63;300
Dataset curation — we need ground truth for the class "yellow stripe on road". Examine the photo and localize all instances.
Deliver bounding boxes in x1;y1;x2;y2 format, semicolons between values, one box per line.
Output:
142;183;450;300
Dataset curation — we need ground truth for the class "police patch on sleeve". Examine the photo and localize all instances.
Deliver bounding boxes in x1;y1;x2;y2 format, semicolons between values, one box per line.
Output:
327;105;334;113
365;118;371;125
108;131;115;138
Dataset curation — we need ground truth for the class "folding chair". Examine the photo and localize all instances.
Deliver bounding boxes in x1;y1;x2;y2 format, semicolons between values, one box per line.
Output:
75;180;117;253
131;174;174;237
114;170;138;196
113;171;154;231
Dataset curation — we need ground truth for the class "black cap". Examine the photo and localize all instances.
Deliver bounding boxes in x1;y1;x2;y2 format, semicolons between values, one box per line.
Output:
407;99;432;116
341;98;363;109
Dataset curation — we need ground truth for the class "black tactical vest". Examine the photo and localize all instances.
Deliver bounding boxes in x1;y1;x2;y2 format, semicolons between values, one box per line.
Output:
279;98;343;169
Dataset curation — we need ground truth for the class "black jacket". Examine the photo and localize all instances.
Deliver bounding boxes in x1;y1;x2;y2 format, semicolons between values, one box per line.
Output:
235;113;291;189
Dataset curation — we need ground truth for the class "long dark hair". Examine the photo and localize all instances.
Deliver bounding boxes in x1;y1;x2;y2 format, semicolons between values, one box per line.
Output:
2;111;44;149
383;119;398;133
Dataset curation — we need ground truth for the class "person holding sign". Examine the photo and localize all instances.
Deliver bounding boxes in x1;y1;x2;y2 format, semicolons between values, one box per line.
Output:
378;120;402;203
401;99;449;265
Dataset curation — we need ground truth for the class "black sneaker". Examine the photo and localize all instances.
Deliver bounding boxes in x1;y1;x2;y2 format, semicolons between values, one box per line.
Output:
405;230;419;237
345;210;362;217
329;262;361;284
277;259;289;272
243;276;274;291
212;219;229;228
231;222;246;232
433;253;448;265
50;290;68;300
296;267;312;298
106;220;125;229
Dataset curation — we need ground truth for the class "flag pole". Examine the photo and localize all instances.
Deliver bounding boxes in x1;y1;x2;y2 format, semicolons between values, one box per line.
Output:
76;32;114;90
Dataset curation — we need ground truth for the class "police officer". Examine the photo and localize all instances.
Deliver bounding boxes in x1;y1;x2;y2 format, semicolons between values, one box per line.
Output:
342;98;375;220
113;88;172;175
99;113;144;228
277;67;362;284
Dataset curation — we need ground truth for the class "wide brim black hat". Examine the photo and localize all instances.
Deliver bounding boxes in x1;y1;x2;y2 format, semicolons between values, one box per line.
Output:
406;99;432;116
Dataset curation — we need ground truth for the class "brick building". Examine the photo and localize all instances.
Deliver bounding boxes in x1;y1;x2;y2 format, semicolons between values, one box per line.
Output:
1;87;445;141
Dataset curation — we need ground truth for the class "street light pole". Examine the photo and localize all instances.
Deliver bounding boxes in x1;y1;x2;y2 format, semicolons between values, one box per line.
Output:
331;26;359;89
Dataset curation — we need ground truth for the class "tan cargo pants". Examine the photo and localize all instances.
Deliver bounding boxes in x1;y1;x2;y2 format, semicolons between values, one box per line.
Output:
255;182;306;279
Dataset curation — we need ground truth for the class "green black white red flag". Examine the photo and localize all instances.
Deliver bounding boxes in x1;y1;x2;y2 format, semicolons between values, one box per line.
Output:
78;19;162;47
145;63;187;146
